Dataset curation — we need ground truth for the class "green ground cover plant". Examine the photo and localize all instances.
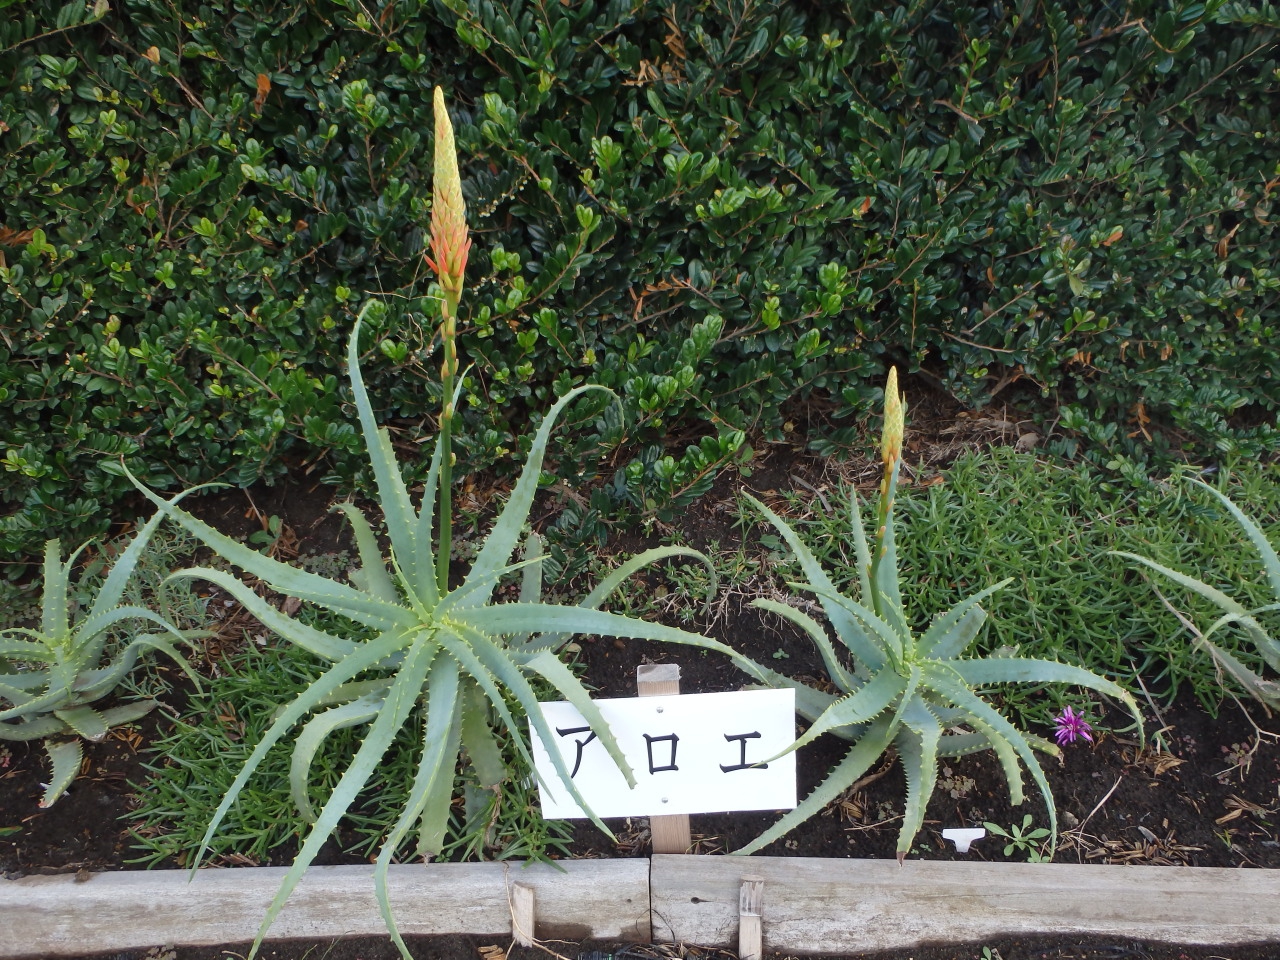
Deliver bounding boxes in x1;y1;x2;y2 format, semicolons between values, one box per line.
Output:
1116;479;1280;710
1;0;1277;559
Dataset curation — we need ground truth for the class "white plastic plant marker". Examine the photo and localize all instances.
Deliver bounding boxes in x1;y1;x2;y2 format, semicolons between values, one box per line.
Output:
942;827;986;853
530;688;796;818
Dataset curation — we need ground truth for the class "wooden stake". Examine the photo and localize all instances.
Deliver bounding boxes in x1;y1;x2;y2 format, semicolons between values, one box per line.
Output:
510;882;535;947
636;664;691;855
739;875;764;960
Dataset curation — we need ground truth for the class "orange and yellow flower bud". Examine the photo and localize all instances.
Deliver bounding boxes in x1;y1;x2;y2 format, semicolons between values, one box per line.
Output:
880;367;905;466
427;86;471;305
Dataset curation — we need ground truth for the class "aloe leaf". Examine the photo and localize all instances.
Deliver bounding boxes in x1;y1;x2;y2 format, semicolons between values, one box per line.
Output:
0;676;74;723
247;636;436;960
936;729;995;758
95;700;163;728
849;488;874;606
949;656;1142;730
333;502;399;605
0;672;47;698
1196;638;1280;708
87;486;214;621
1200;608;1280;674
443;622;613;839
896;698;942;859
283;678;395;717
871;463;911;648
289;694;385;822
1191;479;1280;599
378;655;462;960
52;705;110;740
74;630;203;702
432;629;537;772
72;604;200;680
786;668;907;754
733;715;897;855
518;532;544;606
435;555;545;616
0;636;54;660
800;584;904;669
524;546;715;653
522;648;636;787
346;319;429;600
462;602;753;675
923;664;1057;847
40;541;71;642
127;467;407;632
192;633;403;873
168;567;360;662
40;739;83;807
577;546;716;611
459;385;612;609
459;679;507;789
744;493;886;671
73;602;188;653
0;715;67;741
740;667;840;726
409;400;455;611
965;713;1028;805
1111;550;1251;620
414;694;464;861
751;598;856;692
917;579;1011;659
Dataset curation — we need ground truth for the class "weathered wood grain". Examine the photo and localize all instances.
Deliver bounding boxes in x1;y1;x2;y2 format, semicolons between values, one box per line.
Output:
650;855;1280;954
1;860;651;958
637;663;691;855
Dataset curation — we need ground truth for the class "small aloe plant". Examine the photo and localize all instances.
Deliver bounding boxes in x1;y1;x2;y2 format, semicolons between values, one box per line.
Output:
1114;478;1280;710
0;508;201;806
731;368;1142;860
129;88;751;960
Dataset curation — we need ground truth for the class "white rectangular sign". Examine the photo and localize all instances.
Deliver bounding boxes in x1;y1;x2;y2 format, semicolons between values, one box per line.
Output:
529;688;796;819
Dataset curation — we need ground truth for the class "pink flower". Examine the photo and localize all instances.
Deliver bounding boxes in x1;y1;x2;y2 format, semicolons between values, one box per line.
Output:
1053;706;1094;745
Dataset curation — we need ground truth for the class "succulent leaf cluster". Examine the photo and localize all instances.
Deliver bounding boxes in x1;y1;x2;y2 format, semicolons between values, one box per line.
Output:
0;510;201;806
732;369;1143;860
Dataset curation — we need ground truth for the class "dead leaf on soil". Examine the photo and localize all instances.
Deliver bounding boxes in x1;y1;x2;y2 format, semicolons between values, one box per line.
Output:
1123;745;1185;778
1216;795;1275;825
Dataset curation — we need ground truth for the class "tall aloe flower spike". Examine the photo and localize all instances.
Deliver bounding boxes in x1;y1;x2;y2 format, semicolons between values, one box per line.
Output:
423;85;471;592
1113;478;1280;710
0;502;204;806
727;368;1143;861
128;89;759;960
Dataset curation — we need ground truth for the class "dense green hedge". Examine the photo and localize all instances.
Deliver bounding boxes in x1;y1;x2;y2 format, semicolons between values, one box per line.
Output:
1;0;1277;559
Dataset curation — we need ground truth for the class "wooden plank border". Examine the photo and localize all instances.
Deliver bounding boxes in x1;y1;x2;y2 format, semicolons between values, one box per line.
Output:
6;856;1280;958
0;860;651;958
650;855;1280;954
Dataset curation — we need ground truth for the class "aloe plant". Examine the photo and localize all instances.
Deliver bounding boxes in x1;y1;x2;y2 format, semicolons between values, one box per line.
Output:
1114;478;1280;710
128;88;751;960
0;508;201;806
731;369;1143;860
